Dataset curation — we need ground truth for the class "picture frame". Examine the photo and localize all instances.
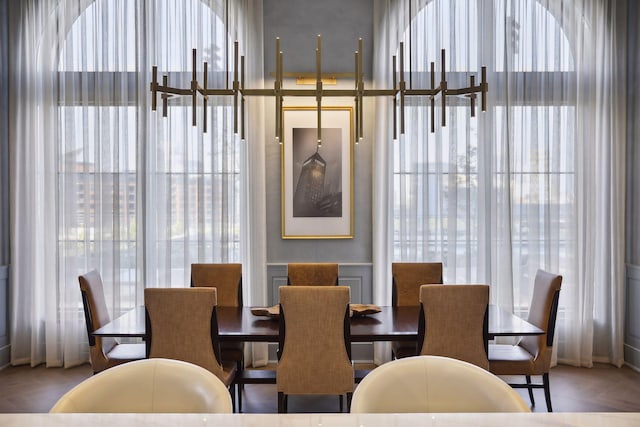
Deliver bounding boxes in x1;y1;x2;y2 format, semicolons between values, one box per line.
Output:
281;106;354;239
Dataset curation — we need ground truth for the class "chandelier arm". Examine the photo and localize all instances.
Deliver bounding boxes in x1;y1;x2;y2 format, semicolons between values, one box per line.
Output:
241;55;245;140
192;49;198;126
440;49;446;127
354;50;360;142
233;41;239;134
430;61;435;133
392;55;397;140
399;42;405;135
203;61;208;133
358;38;364;141
469;75;476;117
316;36;322;145
162;75;169;117
481;67;487;111
151;66;158;111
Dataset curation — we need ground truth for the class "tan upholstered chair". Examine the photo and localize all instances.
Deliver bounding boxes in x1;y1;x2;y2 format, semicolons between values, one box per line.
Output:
144;287;237;409
191;263;243;306
391;262;443;358
277;286;354;413
488;269;562;412
78;270;146;374
350;356;530;413
418;284;490;370
287;263;339;286
50;358;233;413
190;263;245;410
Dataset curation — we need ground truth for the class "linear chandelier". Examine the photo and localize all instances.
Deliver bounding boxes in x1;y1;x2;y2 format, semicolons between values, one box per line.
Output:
149;35;488;145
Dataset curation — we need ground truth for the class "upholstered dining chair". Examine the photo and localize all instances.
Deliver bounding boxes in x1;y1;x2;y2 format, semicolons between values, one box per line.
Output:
418;284;490;370
488;269;562;412
391;262;443;359
78;270;146;374
287;263;339;286
50;358;233;413
277;286;354;413
350;355;530;413
144;287;237;409
190;263;245;410
191;263;243;306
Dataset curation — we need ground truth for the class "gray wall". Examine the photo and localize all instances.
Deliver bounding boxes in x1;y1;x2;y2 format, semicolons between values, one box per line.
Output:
263;0;375;323
0;0;10;368
624;1;640;370
263;0;373;77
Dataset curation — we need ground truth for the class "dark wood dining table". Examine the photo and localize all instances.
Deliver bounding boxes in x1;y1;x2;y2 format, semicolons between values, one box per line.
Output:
93;305;543;342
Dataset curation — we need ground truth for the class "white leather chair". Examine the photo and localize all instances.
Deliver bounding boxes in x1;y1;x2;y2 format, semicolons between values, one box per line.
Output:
350;356;530;413
49;358;233;413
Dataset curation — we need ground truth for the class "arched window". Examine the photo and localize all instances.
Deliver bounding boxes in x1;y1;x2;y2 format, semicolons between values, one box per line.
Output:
392;0;575;309
57;0;241;312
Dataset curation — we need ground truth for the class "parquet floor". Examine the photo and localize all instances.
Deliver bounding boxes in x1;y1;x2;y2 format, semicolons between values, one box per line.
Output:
0;362;639;413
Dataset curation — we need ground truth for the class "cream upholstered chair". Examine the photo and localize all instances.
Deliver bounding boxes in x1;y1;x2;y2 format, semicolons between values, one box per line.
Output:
350;356;530;413
287;263;339;286
50;358;233;413
190;263;245;410
391;262;443;359
144;287;237;408
277;286;354;413
489;269;562;412
418;284;490;370
78;270;146;374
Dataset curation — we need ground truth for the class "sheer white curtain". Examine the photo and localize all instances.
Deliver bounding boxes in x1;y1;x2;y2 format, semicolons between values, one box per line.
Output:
9;0;265;367
373;0;626;367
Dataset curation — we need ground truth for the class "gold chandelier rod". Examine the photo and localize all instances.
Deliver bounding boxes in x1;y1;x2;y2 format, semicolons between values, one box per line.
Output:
149;35;488;144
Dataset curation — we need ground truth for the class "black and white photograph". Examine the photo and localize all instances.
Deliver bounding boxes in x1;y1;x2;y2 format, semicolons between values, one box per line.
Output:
281;106;353;239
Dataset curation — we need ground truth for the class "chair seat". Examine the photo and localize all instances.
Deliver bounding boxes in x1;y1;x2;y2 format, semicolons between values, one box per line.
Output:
219;361;238;387
391;341;417;359
220;342;244;362
106;343;147;363
488;343;536;375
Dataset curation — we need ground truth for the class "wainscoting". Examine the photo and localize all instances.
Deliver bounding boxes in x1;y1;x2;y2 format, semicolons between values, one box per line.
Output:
0;265;9;368
625;264;640;371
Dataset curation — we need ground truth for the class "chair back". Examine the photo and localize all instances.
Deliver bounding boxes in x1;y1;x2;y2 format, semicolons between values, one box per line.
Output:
418;284;489;369
392;262;443;306
78;270;117;372
144;288;228;382
50;358;233;413
287;263;339;286
277;286;354;395
350;356;530;413
190;263;243;306
519;269;563;367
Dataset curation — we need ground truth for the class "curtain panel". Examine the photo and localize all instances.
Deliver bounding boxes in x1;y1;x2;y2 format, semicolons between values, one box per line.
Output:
9;0;265;368
372;0;626;367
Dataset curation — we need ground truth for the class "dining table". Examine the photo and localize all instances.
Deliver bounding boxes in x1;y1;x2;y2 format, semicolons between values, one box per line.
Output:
93;304;543;342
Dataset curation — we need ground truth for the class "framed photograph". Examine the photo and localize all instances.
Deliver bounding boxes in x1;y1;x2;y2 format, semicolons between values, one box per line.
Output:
281;106;354;239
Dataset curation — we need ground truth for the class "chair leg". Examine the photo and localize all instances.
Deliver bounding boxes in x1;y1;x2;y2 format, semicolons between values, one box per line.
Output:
278;392;286;413
347;392;352;412
543;372;553;412
229;385;236;413
339;394;343;412
525;375;535;406
237;358;244;413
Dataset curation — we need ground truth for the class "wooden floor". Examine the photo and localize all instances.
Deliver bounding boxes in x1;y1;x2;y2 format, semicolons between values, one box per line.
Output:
0;362;639;413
